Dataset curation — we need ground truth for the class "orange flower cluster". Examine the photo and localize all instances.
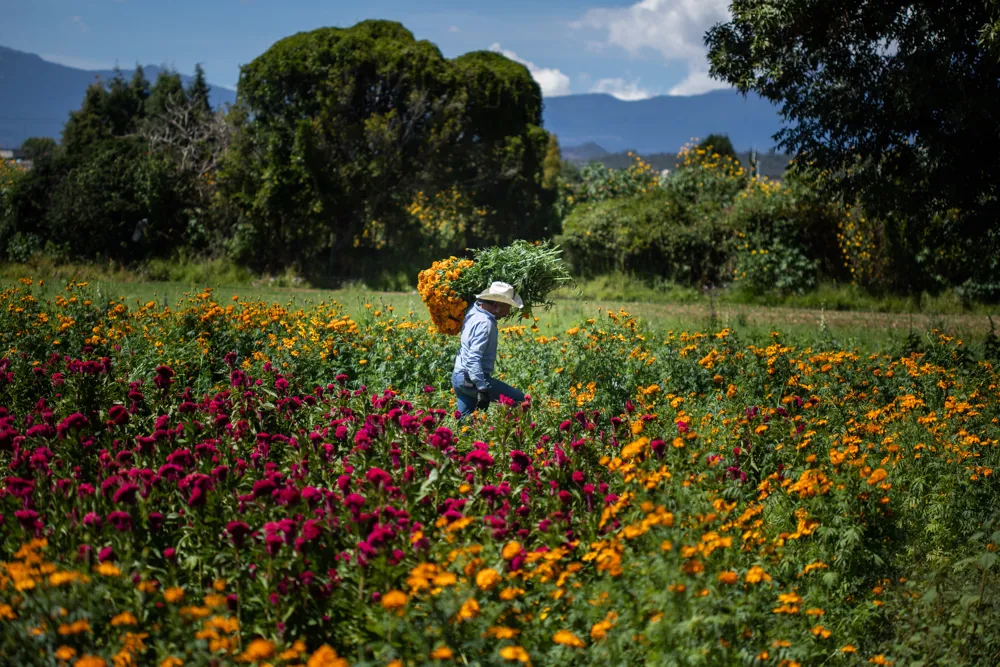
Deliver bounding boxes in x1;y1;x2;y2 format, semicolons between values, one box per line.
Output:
417;257;474;335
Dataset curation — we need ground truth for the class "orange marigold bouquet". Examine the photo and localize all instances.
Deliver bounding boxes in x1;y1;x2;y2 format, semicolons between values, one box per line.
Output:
417;256;475;335
417;241;572;335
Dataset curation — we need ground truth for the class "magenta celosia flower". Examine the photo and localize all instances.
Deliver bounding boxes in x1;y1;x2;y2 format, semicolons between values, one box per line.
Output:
153;365;175;390
98;546;114;562
465;449;494;470
164;547;177;561
26;423;56;438
113;482;139;505
83;512;102;529
344;493;366;513
107;404;129;427
148;512;165;531
107;510;132;532
651;439;666;458
265;533;284;557
226;521;251;548
15;508;39;531
677;420;689;433
56;412;89;439
5;477;34;498
252;478;277;499
365;467;392;489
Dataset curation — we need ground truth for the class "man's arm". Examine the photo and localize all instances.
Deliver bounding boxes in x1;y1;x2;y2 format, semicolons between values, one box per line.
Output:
463;321;490;392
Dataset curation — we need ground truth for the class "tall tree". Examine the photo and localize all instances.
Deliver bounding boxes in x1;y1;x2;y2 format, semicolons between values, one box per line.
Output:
104;69;143;136
707;2;1000;292
188;63;212;115
62;80;113;157
20;137;58;162
219;20;551;273
130;65;151;117
146;70;187;118
696;134;738;162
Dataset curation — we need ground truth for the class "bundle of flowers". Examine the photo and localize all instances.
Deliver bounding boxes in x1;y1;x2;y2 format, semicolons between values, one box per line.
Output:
417;240;572;334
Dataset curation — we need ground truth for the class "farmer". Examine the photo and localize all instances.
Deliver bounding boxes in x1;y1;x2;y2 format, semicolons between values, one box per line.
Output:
452;281;526;419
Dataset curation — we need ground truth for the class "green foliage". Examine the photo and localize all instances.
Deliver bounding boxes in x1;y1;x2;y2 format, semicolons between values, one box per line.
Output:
707;2;1000;292
567;155;661;208
663;142;748;209
557;190;730;286
187;63;212;114
732;239;819;295
696;133;738;162
19;137;58;162
145;69;187;118
218;21;553;275
45;138;191;262
449;240;573;314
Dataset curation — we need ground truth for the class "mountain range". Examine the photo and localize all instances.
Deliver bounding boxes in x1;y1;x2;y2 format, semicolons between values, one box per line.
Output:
0;44;785;155
0;45;237;147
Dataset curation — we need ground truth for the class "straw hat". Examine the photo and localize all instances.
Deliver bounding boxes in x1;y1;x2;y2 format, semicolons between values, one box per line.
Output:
476;281;524;309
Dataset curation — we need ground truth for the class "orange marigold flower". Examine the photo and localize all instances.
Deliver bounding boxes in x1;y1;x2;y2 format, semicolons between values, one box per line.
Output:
841;645;857;653
745;566;772;584
73;656;108;667
94;562;121;577
717;571;738;585
458;598;480;620
240;638;276;661
476;568;501;590
163;587;184;603
110;612;138;626
553;630;585;648
306;645;349;667
430;646;454;660
502;541;522;560
159;658;184;667
55;645;77;660
499;646;530;663
499;587;524;601
867;468;888;485
868;656;893;666
381;590;408;613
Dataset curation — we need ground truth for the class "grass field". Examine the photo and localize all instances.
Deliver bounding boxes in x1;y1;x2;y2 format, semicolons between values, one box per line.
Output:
27;276;1000;357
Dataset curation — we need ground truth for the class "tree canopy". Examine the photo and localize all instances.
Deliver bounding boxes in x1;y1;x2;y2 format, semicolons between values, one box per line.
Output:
697;134;738;162
218;20;555;275
707;2;1000;292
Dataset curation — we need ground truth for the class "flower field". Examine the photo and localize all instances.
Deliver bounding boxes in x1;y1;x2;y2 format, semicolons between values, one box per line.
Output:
1;280;998;666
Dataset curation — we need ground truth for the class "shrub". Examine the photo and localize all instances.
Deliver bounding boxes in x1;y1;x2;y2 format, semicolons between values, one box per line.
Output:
557;190;727;285
663;140;748;209
45;138;191;262
727;170;847;294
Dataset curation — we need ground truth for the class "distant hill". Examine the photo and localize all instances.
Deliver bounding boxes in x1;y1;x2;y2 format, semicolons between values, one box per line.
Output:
1;43;784;156
565;145;793;180
542;90;784;154
0;45;236;147
562;142;609;162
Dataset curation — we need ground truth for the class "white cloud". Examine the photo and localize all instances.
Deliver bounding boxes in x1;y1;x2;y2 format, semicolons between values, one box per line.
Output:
489;43;572;97
71;15;91;33
574;0;732;96
667;68;729;95
590;77;653;101
449;25;460;33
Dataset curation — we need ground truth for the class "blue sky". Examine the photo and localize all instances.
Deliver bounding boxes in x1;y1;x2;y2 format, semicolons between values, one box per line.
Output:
2;0;733;98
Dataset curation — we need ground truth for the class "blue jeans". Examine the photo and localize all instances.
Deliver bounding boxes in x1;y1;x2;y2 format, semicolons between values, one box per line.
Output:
452;371;525;419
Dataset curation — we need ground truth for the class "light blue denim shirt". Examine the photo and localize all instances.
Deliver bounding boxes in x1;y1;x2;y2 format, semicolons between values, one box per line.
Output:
453;303;497;391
